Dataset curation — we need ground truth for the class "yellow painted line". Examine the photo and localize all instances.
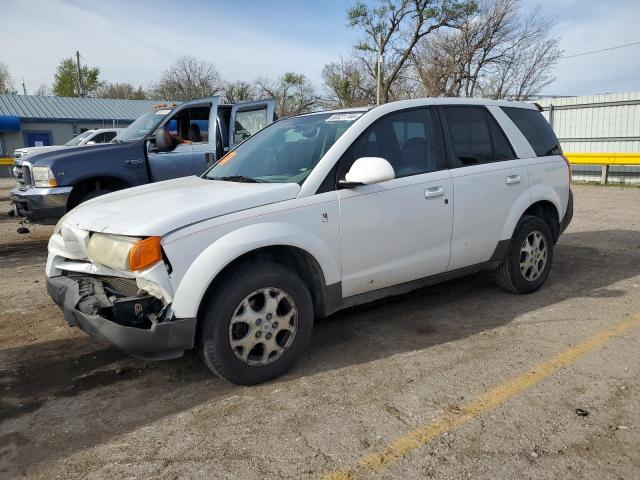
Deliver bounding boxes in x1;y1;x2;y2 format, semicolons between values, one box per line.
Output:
565;152;640;166
0;157;14;166
322;314;640;480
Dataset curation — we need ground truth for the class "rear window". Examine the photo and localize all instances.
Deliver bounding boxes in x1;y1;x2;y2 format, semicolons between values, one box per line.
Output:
502;107;561;157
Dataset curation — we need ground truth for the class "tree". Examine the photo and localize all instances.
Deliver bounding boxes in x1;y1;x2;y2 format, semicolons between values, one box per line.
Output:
52;57;101;97
97;82;146;100
34;84;51;96
412;0;561;100
347;0;477;104
151;56;224;101
223;81;256;103
321;58;373;108
0;62;16;94
255;72;318;117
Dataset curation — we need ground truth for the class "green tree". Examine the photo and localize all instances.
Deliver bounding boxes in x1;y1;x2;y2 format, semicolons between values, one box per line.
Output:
321;58;373;108
223;81;256;103
52;57;101;97
255;72;318;118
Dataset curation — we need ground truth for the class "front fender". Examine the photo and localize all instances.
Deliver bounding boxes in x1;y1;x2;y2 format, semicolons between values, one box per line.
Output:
500;184;562;240
169;222;340;318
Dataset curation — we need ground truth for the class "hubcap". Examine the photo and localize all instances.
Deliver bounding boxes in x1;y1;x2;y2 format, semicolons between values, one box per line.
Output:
228;287;298;366
519;230;547;281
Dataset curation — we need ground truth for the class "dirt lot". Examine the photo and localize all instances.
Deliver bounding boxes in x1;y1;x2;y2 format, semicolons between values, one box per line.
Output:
1;177;639;480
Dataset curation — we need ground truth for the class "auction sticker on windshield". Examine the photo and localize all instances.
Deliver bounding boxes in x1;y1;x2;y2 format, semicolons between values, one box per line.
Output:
326;113;363;122
156;109;171;115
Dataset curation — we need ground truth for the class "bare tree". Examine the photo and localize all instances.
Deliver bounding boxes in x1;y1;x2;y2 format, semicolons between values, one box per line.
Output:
412;0;561;100
321;58;374;108
347;0;476;104
97;82;146;99
223;81;256;103
34;84;51;96
0;62;16;94
151;56;224;101
255;72;318;117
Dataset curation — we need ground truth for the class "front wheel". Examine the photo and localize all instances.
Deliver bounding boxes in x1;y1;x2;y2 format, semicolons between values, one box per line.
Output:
495;216;554;294
198;261;314;385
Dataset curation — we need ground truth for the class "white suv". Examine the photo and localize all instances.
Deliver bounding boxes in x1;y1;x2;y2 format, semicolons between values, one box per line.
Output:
46;98;573;384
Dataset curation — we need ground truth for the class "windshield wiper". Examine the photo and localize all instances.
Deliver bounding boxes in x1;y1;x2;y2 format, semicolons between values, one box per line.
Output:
210;175;267;183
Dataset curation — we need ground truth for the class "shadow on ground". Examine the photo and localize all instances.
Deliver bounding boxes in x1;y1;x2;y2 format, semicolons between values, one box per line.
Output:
1;229;639;476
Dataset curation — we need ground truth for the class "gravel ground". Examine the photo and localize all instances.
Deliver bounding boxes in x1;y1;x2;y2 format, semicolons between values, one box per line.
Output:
1;178;639;479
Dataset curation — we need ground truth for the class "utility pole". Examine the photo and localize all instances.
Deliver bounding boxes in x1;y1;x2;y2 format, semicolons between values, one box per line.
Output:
22;78;27;95
76;50;83;97
376;34;383;106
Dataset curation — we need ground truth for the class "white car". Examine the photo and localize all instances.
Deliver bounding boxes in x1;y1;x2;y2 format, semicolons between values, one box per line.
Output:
46;98;573;385
13;128;123;159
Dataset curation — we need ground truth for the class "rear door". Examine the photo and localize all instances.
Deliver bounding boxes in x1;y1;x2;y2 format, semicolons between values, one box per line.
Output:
228;99;276;150
148;98;219;181
440;105;529;270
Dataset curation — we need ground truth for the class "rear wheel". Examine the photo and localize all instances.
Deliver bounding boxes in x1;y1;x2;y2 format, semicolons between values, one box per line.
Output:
79;189;111;203
495;216;554;294
198;261;314;385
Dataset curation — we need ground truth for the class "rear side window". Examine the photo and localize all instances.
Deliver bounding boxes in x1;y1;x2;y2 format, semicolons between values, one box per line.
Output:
442;106;515;167
501;107;561;157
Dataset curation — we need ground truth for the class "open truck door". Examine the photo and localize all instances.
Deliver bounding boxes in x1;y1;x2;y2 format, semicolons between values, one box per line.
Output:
148;97;220;181
228;99;276;151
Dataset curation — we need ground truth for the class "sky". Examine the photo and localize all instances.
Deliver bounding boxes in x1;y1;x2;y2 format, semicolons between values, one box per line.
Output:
3;0;640;98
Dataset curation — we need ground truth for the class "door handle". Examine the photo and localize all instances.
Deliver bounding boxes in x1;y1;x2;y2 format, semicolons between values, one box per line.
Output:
506;175;521;185
205;152;215;167
425;187;444;198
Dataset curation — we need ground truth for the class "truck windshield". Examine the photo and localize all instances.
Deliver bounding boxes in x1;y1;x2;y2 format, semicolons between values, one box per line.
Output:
205;112;364;184
114;110;169;142
65;130;93;146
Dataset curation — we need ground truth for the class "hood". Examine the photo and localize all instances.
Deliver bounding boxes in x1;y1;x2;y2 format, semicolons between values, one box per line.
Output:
64;176;301;236
26;141;139;167
16;145;68;157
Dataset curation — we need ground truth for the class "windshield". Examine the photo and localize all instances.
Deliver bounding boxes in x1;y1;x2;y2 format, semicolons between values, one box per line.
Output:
205;112;363;184
114;110;170;142
65;130;93;146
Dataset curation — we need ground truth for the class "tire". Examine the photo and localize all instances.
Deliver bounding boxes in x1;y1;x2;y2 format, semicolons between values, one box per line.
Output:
80;189;112;204
198;261;314;385
495;215;554;294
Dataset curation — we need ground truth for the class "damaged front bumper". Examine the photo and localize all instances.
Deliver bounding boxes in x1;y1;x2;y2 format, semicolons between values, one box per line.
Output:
47;274;196;360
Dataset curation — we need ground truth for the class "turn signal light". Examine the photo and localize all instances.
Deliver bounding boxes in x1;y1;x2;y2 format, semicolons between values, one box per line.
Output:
129;236;162;271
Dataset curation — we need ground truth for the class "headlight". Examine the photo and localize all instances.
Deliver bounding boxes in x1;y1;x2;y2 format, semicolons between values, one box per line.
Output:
32;166;57;187
53;215;66;235
88;233;162;271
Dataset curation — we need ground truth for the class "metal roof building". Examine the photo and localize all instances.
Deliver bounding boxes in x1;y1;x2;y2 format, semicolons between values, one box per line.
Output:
0;94;161;164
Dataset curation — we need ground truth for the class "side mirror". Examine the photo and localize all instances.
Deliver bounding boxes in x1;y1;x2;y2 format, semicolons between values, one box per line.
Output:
339;157;395;188
153;127;175;152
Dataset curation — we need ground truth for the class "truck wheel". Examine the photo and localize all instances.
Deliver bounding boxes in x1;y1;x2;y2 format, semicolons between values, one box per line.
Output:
198;261;314;385
80;189;112;204
495;215;554;294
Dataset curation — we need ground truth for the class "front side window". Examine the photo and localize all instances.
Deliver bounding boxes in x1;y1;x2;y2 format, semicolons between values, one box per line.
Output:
103;131;117;142
65;130;93;146
501;107;561;157
115;110;169;142
234;109;268;144
442;106;515;167
205;112;362;184
338;108;439;181
163;106;210;145
88;133;106;143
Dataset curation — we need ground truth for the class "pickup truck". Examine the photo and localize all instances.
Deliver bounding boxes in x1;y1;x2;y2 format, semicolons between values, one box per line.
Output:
13;128;124;160
10;97;275;224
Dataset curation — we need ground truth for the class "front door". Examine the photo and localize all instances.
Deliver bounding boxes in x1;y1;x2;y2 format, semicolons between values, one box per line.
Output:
148;100;218;182
337;107;453;298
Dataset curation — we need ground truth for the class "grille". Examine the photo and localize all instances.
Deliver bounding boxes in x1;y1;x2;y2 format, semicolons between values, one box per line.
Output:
98;276;140;297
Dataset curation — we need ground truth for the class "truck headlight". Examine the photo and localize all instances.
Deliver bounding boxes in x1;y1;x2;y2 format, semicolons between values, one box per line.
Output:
88;233;163;271
32;166;57;187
